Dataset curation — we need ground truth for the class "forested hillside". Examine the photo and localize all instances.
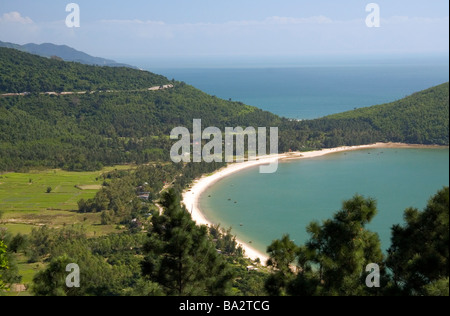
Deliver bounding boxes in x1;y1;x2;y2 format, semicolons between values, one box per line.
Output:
0;46;448;297
0;47;167;93
324;83;449;145
0;41;134;68
0;47;448;172
0;80;282;171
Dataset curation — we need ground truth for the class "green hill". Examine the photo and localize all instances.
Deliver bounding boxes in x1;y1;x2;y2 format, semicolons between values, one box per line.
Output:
276;83;448;151
0;47;282;171
0;47;166;93
323;83;449;145
0;47;448;172
0;41;134;68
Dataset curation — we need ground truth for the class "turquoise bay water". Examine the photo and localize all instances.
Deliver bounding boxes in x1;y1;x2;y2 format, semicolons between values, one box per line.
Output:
199;148;449;254
128;58;450;255
151;65;449;119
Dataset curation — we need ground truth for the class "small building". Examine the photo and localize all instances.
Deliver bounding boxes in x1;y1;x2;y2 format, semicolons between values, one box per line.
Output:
138;194;150;201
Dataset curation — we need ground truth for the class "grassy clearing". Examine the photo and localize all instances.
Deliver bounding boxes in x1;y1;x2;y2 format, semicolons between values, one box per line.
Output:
3;253;46;296
0;166;131;212
0;223;35;235
0;166;134;296
0;166;133;236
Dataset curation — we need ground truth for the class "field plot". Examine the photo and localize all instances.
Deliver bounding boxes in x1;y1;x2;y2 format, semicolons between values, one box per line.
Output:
0;166;132;235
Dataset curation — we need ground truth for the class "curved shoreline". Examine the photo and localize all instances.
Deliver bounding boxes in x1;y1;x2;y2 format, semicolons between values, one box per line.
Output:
181;142;448;265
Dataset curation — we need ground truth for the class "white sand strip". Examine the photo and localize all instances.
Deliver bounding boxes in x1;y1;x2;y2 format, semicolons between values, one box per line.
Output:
181;142;443;265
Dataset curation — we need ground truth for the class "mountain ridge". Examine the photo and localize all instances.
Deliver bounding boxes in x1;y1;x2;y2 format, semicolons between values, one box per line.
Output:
0;40;135;68
0;47;166;94
0;47;448;171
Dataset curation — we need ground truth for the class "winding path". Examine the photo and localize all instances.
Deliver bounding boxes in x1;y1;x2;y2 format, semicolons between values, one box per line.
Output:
1;84;174;97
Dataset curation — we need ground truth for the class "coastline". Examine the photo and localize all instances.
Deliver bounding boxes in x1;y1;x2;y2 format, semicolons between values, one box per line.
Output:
181;142;448;265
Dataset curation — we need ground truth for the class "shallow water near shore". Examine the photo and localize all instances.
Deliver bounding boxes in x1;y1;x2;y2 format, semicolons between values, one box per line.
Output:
199;148;449;255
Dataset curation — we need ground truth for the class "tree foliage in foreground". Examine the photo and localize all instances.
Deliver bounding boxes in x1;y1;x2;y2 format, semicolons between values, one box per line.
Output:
0;240;9;293
264;189;450;296
266;195;385;296
387;187;449;296
29;227;146;296
141;189;234;296
13;188;450;296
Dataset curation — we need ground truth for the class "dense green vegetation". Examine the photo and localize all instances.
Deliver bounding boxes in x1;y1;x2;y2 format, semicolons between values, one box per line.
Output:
387;187;449;296
279;83;449;149
0;47;167;93
0;47;449;296
0;41;134;68
0;192;264;296
1;187;447;296
1;47;448;172
75;161;225;226
323;83;449;146
141;190;234;296
0;87;273;171
0;47;283;171
0;240;8;291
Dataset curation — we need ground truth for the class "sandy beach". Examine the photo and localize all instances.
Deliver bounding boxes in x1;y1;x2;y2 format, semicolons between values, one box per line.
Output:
181;142;446;265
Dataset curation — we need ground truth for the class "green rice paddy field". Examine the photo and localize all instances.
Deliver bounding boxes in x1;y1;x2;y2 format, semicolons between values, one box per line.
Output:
1;166;135;295
0;166;134;235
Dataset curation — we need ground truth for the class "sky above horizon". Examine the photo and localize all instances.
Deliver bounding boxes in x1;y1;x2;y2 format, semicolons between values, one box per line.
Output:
0;0;448;63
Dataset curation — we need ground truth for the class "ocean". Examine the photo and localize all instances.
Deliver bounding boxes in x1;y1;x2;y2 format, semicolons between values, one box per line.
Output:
132;58;449;254
199;148;450;254
146;61;449;119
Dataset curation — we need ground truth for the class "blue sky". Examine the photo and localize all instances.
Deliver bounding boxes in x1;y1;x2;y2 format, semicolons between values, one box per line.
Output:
0;0;448;62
